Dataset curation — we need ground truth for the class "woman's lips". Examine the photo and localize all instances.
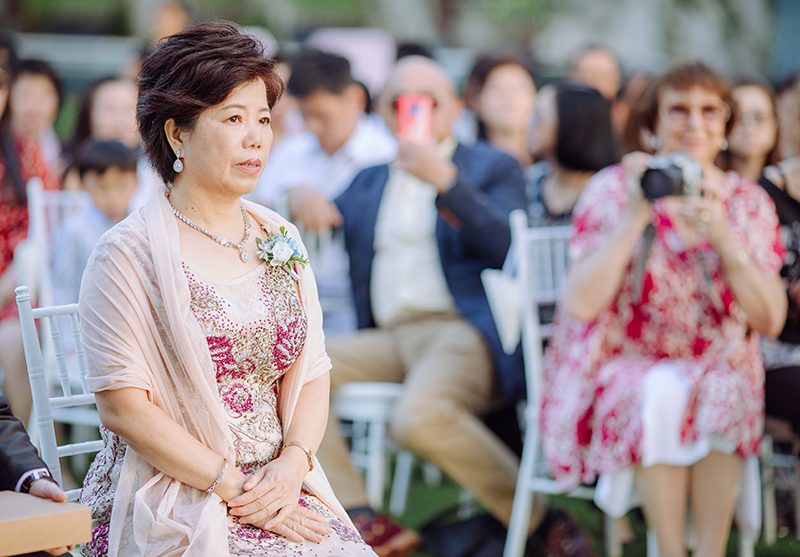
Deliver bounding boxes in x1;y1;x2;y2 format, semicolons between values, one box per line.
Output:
236;159;261;174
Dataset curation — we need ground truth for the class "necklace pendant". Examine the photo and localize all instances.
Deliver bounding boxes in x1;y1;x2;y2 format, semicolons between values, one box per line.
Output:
240;249;249;263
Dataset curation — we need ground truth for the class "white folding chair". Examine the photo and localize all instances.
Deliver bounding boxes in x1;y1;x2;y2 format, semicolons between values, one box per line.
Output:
16;285;102;501
21;177;92;309
503;210;622;557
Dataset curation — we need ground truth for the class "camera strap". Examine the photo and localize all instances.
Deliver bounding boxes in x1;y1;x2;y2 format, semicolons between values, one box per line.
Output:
632;222;656;305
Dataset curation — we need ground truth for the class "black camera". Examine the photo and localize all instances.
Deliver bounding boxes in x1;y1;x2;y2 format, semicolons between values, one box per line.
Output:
640;153;703;200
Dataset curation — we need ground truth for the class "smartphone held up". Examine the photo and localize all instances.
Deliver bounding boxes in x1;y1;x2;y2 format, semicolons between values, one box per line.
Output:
395;93;434;146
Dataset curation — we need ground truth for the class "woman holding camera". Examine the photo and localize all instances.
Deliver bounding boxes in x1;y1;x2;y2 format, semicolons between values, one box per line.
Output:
541;61;786;557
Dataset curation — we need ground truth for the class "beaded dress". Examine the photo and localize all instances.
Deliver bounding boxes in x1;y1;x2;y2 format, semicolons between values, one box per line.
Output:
80;261;373;556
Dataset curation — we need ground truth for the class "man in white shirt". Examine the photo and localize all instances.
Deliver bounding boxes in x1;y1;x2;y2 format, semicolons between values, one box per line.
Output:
251;49;396;334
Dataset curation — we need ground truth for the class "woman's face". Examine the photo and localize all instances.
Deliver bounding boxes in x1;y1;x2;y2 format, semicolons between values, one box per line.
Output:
727;85;777;161
173;79;273;198
10;73;59;140
528;84;556;159
91;80;139;148
654;86;730;166
477;64;536;134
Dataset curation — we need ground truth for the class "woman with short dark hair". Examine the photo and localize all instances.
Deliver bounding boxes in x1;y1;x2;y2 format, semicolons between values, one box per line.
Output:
77;21;375;557
527;81;618;227
541;61;786;556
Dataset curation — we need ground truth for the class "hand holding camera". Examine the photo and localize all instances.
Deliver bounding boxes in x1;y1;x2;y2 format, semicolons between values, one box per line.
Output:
624;151;731;248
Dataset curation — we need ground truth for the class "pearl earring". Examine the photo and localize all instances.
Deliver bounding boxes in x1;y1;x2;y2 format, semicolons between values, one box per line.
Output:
173;149;184;173
719;138;729;151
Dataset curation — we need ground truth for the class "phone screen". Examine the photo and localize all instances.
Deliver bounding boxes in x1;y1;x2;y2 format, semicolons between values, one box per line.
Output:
395;93;434;145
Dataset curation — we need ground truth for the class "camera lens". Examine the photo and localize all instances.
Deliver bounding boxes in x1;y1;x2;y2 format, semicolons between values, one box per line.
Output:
641;165;684;200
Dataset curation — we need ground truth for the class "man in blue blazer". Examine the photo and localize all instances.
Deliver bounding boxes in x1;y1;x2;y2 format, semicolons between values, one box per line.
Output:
316;56;594;557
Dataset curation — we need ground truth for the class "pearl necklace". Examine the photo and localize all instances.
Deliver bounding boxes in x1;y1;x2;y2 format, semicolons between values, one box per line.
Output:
168;199;252;262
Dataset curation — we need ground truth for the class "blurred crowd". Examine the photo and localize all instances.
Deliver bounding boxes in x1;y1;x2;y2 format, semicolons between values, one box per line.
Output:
2;2;800;556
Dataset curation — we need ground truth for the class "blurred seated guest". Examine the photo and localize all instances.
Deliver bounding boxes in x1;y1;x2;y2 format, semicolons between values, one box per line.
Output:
64;76;160;208
9;59;62;172
776;74;800;160
250;48;396;335
527;81;618;227
251;48;395;217
76;21;374;557
1;396;72;557
721;80;780;181
151;0;192;44
542;61;786;557
463;54;537;166
318;55;595;557
566;45;622;102
52;140;138;305
0;58;59;426
759;154;800;452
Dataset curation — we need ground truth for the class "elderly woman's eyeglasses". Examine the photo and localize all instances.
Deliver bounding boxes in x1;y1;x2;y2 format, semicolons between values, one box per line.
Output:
660;102;731;125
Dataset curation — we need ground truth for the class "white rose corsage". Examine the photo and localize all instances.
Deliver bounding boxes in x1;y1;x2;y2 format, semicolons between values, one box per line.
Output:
256;225;309;281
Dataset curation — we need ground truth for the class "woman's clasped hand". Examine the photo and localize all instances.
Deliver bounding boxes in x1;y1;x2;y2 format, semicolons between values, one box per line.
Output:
226;453;333;543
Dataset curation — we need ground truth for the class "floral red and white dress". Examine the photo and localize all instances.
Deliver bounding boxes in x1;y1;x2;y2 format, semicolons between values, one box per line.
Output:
80;262;373;556
0;136;59;321
540;164;784;491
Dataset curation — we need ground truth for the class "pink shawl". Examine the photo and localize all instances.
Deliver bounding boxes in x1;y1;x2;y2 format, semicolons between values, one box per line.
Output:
79;187;351;556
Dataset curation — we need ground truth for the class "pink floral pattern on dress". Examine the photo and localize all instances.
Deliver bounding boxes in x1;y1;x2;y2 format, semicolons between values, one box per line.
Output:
80;263;368;556
540;165;785;491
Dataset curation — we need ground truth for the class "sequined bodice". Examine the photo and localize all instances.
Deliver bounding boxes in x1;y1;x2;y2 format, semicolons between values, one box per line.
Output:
184;262;308;470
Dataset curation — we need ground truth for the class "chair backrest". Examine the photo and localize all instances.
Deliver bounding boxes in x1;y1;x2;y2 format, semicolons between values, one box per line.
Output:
24;177;92;307
509;210;571;409
15;285;102;501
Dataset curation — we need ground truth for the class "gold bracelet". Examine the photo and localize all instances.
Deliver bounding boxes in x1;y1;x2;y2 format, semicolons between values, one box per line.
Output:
281;441;314;472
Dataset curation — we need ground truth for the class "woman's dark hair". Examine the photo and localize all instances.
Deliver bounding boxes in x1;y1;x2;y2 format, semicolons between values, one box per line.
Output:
287;49;354;99
14;59;63;108
464;54;535;140
73;139;138;179
639;60;735;136
554;82;619;171
0;58;25;205
69;76;126;154
137;20;284;184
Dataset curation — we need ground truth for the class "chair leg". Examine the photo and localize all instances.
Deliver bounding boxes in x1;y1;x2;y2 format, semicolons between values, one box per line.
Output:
389;450;414;516
761;436;777;545
794;456;800;541
366;419;388;509
738;532;755;557
646;528;659;557
503;426;540;557
604;514;622;557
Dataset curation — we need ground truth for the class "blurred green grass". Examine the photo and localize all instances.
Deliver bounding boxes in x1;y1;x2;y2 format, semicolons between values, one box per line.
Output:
384;464;800;557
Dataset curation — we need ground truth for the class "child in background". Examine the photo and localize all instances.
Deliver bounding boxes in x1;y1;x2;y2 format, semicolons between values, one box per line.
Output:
53;140;137;304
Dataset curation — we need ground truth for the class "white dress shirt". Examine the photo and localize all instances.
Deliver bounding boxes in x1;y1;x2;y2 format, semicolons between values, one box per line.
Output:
370;137;458;327
251;114;397;208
